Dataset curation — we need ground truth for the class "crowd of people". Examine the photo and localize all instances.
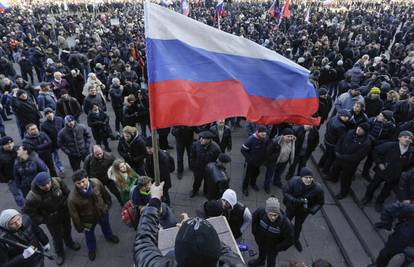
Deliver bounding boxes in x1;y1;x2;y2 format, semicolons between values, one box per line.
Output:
0;0;413;266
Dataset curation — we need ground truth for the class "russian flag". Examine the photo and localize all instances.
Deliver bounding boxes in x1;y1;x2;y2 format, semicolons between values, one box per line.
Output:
214;0;225;21
268;0;281;18
180;0;190;17
144;2;319;129
281;0;291;19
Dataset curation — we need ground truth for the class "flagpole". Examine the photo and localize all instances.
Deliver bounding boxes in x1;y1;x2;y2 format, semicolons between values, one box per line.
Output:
145;0;161;186
151;129;161;185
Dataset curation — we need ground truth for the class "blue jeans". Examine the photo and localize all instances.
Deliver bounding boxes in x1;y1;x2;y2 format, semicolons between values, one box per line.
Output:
8;180;25;208
53;150;64;173
84;213;114;252
264;162;288;189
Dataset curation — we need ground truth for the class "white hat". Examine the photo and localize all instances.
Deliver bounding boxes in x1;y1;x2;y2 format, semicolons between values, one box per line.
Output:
0;209;20;229
221;189;237;209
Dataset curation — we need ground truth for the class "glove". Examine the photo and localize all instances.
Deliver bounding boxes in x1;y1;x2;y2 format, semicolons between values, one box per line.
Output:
43;243;50;252
374;221;391;231
22;246;36;259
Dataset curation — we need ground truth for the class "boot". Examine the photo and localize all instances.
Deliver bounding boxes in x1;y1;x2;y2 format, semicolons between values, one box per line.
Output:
56;254;64;265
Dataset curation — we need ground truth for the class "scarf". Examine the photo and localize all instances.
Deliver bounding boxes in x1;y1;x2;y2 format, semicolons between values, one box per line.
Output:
77;182;94;197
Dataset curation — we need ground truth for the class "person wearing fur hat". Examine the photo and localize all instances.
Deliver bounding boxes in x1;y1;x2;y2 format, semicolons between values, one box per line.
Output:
250;197;294;267
23;172;81;265
205;153;232;200
68;169;119;261
134;182;244;267
0;209;49;267
362;131;414;211
283;167;324;252
57;115;91;171
326;123;371;199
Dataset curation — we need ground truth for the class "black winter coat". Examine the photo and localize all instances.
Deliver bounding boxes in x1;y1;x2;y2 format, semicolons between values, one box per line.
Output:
190;141;221;172
209;125;232;153
324;116;348;147
399;169;414;201
14;153;48;193
83;94;106;114
11;97;40;128
0;147;17;183
109;84;124;108
251;208;294;251
56;97;82;118
134;200;245;267
118;135;147;167
205;162;230;200
122;105;139;127
283;177;324;215
0;215;49;267
335;130;371;164
40;117;64;150
364;97;384;118
87;111;111;138
293;126;319;157
145;149;173;190
22;132;53;156
57;124;91;157
373;141;414;181
171;126;194;144
394;100;414;125
83;152;116;184
241;134;268;167
23;177;70;225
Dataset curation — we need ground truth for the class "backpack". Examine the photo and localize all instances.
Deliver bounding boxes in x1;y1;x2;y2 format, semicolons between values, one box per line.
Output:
121;200;139;228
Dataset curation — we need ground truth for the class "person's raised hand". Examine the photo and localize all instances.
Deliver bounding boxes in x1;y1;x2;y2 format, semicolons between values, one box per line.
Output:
150;181;164;200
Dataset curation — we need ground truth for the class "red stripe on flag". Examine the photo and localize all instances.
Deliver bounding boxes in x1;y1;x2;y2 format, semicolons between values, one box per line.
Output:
148;80;319;128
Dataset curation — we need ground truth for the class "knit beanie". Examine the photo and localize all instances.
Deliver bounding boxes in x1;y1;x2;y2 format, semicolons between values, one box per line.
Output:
175;217;221;267
0;209;20;230
64;115;75;125
299;167;313;178
381;110;394;121
221;189;237;208
370;87;381;94
265;197;281;214
0;136;13;146
34;172;51;187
